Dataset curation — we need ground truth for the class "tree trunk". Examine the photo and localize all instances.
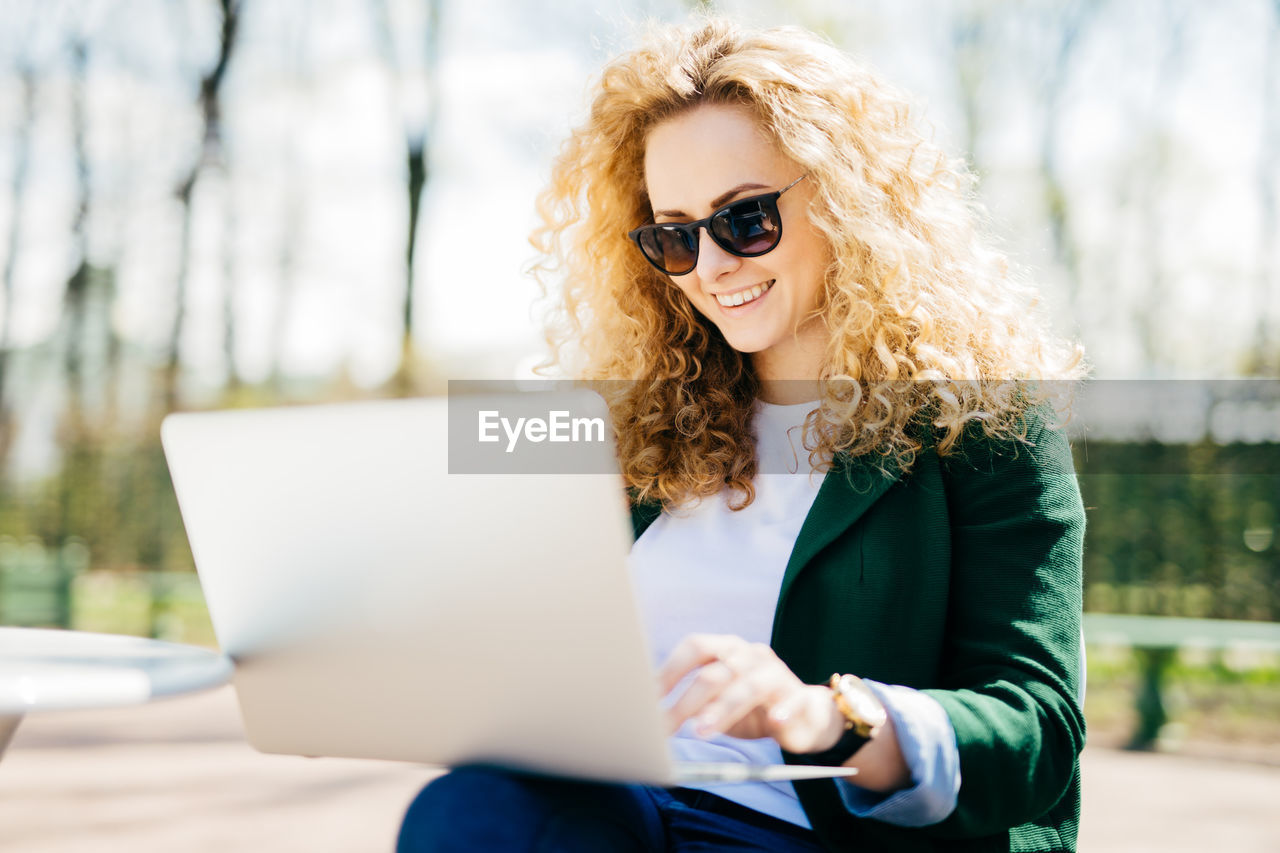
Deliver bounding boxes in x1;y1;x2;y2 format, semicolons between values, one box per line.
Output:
62;38;92;446
161;0;241;412
0;66;36;467
373;0;443;396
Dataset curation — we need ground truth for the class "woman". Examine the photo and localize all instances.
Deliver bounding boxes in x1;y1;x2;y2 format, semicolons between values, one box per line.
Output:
399;18;1086;853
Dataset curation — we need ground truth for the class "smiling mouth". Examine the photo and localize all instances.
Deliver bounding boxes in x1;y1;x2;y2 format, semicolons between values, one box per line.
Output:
715;280;774;307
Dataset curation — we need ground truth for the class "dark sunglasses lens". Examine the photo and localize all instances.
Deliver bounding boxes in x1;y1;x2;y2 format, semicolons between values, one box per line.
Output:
711;198;780;256
640;226;697;275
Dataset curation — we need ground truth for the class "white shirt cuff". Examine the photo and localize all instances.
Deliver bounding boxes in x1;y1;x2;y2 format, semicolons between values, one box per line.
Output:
833;679;961;827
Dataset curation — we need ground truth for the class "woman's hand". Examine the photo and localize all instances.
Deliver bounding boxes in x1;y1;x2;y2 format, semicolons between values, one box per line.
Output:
657;633;845;755
658;633;913;792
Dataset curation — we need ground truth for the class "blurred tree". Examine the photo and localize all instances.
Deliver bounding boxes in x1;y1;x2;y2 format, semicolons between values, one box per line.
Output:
1131;3;1190;368
1038;0;1100;314
60;38;91;445
218;162;241;393
1247;0;1280;374
949;0;991;176
49;27;125;575
0;63;34;468
372;0;443;396
51;34;105;572
164;0;241;412
260;2;309;396
266;145;304;397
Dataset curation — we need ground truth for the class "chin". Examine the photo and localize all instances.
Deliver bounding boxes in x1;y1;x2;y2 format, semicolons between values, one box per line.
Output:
701;311;781;356
717;331;771;355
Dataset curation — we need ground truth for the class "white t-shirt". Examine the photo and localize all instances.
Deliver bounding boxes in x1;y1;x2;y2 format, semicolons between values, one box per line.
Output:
627;399;825;827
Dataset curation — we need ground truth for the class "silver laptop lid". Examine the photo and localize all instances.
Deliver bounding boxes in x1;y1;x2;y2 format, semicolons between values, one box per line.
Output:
163;392;681;783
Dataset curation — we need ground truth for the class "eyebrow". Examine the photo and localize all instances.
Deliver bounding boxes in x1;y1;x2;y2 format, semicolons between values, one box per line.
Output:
652;182;770;219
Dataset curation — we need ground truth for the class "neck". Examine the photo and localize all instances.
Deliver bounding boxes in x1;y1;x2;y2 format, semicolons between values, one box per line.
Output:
750;326;826;404
756;378;821;405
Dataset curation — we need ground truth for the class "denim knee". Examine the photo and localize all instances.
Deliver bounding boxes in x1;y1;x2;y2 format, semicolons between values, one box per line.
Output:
398;767;517;852
396;767;662;853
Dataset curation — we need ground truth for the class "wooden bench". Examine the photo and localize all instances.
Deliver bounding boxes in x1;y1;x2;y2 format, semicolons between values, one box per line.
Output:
1083;612;1280;748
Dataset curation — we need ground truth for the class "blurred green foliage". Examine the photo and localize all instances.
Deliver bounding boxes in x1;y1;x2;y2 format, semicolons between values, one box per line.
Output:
1;436;1278;639
1084;645;1280;749
1077;441;1280;622
0;438;191;575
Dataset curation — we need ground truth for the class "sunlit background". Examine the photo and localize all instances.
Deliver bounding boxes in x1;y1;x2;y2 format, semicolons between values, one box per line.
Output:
1;0;1278;758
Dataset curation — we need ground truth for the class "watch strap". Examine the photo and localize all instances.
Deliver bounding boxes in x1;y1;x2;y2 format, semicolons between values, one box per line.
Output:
800;673;884;767
799;721;874;767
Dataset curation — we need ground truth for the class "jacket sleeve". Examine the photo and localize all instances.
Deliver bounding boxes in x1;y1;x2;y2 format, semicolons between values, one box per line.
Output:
919;414;1086;838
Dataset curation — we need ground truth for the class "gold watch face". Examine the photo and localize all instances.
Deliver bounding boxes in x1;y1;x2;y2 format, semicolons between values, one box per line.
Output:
835;674;888;733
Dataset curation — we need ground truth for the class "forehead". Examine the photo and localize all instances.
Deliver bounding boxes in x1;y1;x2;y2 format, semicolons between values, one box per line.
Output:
642;103;792;212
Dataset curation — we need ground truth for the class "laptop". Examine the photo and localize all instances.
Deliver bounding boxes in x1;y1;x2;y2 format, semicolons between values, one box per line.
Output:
161;391;855;785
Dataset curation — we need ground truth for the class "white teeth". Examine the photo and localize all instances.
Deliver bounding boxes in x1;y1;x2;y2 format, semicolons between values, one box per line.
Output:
716;280;773;307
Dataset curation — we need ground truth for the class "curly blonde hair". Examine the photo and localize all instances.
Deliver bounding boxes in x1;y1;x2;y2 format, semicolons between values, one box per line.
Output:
530;18;1085;509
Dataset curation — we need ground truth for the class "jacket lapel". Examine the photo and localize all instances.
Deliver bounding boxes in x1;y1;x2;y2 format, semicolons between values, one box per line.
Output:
777;452;903;606
629;496;662;541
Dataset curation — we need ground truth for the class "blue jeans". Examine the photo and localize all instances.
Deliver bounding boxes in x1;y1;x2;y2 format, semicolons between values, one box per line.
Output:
396;766;828;852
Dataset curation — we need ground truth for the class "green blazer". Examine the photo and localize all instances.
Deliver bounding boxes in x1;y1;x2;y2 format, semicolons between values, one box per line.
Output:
631;416;1086;853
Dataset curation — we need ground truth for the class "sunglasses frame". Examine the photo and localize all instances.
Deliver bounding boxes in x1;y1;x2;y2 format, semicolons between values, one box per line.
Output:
628;175;807;276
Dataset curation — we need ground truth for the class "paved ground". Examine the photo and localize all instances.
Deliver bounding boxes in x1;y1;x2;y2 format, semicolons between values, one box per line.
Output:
1;686;1278;852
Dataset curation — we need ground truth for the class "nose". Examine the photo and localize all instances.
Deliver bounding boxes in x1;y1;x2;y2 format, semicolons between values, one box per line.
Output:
692;227;741;283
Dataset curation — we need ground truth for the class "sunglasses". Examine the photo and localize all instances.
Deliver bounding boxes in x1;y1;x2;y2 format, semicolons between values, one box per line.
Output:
628;175;807;276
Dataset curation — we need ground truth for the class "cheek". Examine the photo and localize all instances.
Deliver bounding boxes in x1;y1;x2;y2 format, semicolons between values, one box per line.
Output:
806;262;828;306
791;242;829;308
672;277;704;305
777;248;825;304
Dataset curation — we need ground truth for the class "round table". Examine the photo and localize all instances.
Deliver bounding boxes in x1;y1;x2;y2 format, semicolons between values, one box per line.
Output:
0;627;233;756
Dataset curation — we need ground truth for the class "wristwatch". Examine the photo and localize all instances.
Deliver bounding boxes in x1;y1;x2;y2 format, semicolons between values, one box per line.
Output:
803;673;889;766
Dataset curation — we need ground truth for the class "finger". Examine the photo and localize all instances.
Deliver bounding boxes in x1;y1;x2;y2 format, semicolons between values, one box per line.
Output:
771;687;841;754
693;669;787;737
663;659;735;733
689;645;787;734
656;634;745;695
717;642;777;678
766;687;811;730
